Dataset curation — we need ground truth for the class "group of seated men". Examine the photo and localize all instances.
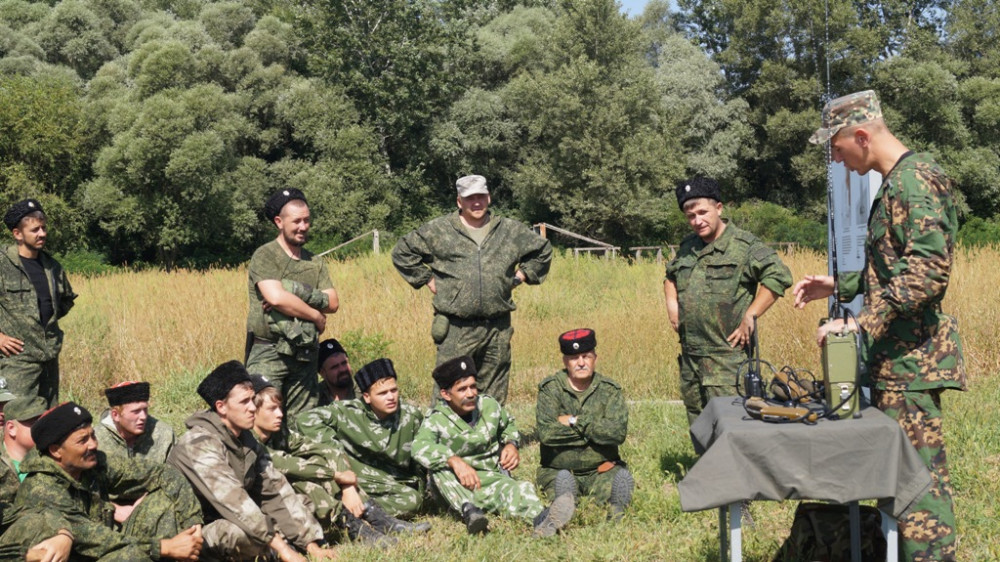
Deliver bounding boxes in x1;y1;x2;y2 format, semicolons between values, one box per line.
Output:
0;328;633;560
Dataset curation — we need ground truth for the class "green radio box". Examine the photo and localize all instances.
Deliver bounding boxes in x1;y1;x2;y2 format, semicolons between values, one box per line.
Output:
822;329;860;419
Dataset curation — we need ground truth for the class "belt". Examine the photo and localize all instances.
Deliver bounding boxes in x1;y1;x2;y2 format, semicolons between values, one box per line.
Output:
446;313;511;328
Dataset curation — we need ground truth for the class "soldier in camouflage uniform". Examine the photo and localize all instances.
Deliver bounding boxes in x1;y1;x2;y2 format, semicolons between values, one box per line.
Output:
167;361;335;561
1;396;46;488
295;359;429;520
94;381;175;463
246;188;339;419
536;329;633;519
1;402;203;561
0;199;77;407
664;178;793;425
796;90;966;561
414;356;575;536
392;175;552;405
316;338;356;405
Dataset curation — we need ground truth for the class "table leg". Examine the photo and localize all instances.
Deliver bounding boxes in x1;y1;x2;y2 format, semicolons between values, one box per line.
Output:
729;502;742;562
848;501;861;562
880;508;898;562
718;506;727;561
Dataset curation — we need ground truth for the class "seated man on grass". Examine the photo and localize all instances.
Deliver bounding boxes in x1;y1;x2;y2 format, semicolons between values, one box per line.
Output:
414;356;575;537
95;381;175;462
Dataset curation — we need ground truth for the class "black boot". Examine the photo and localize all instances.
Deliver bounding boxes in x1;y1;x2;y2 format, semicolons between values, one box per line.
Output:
461;502;488;535
363;501;432;534
341;510;396;547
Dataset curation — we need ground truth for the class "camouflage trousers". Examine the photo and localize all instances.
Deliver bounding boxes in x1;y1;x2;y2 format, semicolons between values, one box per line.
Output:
431;468;543;521
678;352;743;426
433;313;513;406
874;388;957;562
349;461;423;518
536;464;625;504
0;354;59;407
0;511;69;561
246;342;319;418
290;479;347;528
201;519;271;562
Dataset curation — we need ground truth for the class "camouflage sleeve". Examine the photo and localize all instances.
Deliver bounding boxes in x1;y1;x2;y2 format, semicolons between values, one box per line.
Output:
0;461;18;504
315;255;334;292
747;242;792;297
837;271;863;302
293;405;338;442
664;255;679;281
536;381;588;448
496;403;520;445
859;171;954;341
412;414;453;471
391;227;434;289
255;453;324;550
512;221;552;285
101;454;170;501
577;384;627;447
281;280;329;311
56;265;76;319
276;430;349;480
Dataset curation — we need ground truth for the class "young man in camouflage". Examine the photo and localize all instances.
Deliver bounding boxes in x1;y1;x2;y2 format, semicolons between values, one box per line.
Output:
414;356;575;537
1;395;45;489
536;329;633;519
0;199;76;407
167;361;336;562
392;175;552;405
316;338;356;405
246;188;339;418
250;375;410;546
94;381;175;462
664;178;793;425
4;402;203;561
295;358;430;521
795;90;966;561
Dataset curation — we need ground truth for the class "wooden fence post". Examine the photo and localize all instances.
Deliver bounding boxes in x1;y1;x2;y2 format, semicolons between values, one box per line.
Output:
373;229;380;254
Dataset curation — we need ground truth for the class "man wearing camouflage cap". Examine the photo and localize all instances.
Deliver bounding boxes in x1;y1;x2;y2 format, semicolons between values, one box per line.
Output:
1;395;45;487
295;359;430;523
246;188;339;419
316;338;356;405
794;90;965;561
664;178;792;424
392;175;552;405
0;377;14;425
536;329;633;520
94;381;175;462
0;199;76;407
414;355;575;537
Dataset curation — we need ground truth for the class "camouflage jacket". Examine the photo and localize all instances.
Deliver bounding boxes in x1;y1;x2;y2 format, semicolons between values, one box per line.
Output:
13;448;199;560
838;152;966;391
536;371;627;472
0;443;18;505
413;395;519;473
665;222;792;355
270;279;329;360
391;212;552;319
95;410;176;463
261;426;350;487
167;410;323;551
295;399;424;486
0;245;76;361
246;239;333;343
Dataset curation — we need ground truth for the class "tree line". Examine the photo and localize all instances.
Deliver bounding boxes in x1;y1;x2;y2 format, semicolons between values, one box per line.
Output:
2;0;998;269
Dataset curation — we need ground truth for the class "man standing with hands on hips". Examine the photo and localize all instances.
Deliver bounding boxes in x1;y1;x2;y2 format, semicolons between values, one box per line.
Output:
794;89;965;561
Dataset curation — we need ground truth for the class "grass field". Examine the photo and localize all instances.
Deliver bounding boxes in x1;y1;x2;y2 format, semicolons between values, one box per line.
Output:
57;248;999;560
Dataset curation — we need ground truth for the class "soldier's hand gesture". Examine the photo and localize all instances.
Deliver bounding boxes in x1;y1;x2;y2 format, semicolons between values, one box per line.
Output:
448;455;481;490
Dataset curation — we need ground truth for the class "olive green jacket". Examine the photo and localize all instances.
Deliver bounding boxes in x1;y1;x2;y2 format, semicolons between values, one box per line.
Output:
0;245;76;362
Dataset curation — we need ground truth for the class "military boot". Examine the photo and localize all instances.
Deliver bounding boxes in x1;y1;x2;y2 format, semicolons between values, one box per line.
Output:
341;510;397;547
461;502;489;534
532;493;575;537
553;469;578;499
363;501;432;534
608;468;634;522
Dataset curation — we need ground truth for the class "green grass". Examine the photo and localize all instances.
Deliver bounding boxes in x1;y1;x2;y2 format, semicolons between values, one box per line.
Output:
54;251;999;560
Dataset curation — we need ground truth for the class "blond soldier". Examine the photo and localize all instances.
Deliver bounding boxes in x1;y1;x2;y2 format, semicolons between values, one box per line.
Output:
94;381;175;462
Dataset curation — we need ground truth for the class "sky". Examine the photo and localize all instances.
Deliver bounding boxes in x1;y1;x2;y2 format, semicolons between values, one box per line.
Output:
618;0;649;16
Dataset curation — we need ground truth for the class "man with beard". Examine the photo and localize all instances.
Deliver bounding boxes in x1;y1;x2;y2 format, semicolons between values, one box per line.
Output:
246;189;339;417
4;402;203;561
413;356;575;536
0;199;77;407
317;338;355;405
296;359;430;526
94;381;175;462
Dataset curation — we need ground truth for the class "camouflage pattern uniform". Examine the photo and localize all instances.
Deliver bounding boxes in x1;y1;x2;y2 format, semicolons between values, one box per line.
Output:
0;448;201;561
269;279;328;360
392;212;552;405
295;399;425;518
0;445;18;504
665;222;792;424
535;371;628;502
0;245;76;406
95;409;176;463
246;239;333;417
263;426;355;527
414;395;544;520
836;152;965;561
167;410;323;560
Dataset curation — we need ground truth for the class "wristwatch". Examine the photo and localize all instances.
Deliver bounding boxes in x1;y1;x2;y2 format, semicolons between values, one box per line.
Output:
568;415;577;427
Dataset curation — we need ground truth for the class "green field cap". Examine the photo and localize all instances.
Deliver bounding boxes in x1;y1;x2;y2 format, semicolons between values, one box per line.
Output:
810;90;882;144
